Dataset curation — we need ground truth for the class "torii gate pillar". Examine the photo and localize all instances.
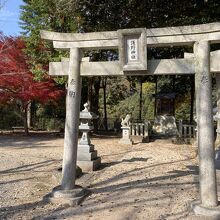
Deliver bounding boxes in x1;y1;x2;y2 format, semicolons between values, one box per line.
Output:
192;41;219;216
48;48;90;205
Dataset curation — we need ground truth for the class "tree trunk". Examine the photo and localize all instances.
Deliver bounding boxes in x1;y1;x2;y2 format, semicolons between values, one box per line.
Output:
139;78;142;121
103;77;108;130
190;75;195;123
87;77;93;111
27;102;31;128
23;105;29;135
172;76;176;116
154;76;158;117
93;77;101;132
31;101;37;128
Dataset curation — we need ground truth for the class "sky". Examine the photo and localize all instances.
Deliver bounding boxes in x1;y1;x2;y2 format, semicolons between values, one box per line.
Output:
0;0;23;36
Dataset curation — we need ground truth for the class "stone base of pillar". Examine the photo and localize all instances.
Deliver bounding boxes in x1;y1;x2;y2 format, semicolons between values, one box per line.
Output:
51;166;82;186
44;185;90;206
191;201;220;218
77;157;101;172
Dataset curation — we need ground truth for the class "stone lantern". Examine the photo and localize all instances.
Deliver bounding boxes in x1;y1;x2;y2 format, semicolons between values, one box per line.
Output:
77;103;101;172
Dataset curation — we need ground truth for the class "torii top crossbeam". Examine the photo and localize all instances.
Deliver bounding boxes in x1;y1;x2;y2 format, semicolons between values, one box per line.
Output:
41;22;220;49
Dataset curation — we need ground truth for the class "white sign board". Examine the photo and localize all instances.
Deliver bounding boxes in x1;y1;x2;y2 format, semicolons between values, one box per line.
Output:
127;38;138;61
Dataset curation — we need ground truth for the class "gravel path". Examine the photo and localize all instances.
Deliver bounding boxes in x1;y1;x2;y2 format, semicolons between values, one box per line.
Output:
0;132;209;219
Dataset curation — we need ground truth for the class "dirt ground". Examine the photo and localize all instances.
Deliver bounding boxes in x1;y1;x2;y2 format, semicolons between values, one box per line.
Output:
0;131;214;220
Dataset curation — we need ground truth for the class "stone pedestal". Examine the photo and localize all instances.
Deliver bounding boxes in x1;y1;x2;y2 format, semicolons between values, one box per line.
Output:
77;103;101;172
119;126;133;145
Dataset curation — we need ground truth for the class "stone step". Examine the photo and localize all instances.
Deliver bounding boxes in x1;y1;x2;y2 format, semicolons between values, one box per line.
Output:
77;157;101;172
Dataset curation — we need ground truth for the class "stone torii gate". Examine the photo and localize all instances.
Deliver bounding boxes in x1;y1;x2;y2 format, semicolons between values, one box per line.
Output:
41;22;220;217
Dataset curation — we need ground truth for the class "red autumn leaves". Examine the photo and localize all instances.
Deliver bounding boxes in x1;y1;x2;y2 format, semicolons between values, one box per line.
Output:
0;35;64;106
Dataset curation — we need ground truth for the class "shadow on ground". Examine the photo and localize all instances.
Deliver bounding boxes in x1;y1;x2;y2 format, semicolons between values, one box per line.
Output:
0;133;199;220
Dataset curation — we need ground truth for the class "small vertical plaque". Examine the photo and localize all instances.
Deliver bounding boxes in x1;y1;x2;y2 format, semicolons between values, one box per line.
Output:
118;28;147;72
127;38;138;61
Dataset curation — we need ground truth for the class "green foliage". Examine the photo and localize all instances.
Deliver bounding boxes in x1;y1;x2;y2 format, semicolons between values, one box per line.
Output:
36;97;66;119
0;105;23;129
33;99;65;131
106;77;130;105
175;93;192;120
107;82;155;120
20;0;78;80
109;93;140;119
142;82;156;119
77;0;220;31
106;76;194;122
34;117;64;131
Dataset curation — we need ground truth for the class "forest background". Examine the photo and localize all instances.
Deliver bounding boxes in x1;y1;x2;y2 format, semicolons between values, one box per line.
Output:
0;0;219;133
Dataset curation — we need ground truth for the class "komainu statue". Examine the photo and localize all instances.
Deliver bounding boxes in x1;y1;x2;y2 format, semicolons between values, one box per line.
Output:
121;114;131;127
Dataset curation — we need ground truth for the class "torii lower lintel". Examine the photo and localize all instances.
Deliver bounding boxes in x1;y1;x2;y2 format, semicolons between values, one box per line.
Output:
48;55;220;77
